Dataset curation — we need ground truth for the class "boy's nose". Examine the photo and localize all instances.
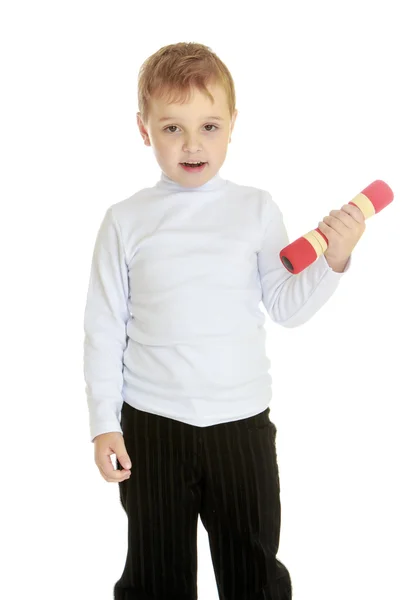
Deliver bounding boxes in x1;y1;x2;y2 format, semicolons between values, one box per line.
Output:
183;138;203;152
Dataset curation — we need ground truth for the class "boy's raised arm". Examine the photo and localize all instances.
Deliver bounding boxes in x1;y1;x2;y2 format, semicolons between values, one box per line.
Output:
257;191;351;328
83;206;130;442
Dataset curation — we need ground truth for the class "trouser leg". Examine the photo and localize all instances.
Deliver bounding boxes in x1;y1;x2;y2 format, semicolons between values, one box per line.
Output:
198;408;293;599
113;402;203;600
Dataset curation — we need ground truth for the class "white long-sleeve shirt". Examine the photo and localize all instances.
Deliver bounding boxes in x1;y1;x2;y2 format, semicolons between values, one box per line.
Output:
83;170;351;442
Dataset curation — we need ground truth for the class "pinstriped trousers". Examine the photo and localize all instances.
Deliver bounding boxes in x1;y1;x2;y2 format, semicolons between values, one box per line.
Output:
114;401;292;600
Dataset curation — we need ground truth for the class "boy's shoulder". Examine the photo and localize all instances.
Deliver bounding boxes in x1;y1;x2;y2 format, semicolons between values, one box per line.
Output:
227;178;275;206
112;185;153;207
106;185;153;220
227;177;269;196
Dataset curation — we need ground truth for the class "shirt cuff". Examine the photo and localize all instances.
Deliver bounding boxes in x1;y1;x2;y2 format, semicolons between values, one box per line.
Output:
321;253;352;274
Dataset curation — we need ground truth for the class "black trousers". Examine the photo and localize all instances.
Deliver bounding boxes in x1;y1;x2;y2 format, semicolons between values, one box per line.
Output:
114;402;292;600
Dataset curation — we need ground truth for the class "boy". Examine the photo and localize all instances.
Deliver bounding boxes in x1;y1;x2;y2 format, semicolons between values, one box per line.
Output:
83;42;365;600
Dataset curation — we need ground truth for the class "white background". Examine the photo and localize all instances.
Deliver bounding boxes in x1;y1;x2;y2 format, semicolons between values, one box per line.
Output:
1;1;411;599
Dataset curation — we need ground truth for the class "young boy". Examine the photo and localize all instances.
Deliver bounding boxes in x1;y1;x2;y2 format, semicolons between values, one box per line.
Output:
83;42;365;600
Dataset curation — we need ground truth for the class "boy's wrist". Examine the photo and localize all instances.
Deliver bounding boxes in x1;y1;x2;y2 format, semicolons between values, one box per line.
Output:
325;254;350;273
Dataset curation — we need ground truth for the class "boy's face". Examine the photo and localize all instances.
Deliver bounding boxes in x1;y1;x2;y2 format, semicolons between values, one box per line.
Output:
137;82;237;188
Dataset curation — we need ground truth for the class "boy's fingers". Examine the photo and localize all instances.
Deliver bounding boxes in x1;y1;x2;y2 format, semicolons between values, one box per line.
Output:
98;454;131;482
116;453;132;470
98;465;130;482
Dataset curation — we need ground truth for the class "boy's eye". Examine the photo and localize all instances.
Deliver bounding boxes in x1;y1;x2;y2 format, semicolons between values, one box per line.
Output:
164;124;219;133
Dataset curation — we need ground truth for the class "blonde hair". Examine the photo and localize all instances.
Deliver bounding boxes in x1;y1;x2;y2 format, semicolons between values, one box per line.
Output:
137;42;236;125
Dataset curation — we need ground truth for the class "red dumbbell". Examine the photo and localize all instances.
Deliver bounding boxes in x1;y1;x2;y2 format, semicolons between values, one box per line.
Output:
279;180;394;275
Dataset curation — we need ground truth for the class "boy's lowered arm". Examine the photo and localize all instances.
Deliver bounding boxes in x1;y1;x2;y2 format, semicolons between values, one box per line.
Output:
83;207;130;442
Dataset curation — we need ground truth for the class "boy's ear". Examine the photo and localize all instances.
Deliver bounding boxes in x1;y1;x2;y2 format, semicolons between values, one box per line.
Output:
136;112;151;147
229;109;238;143
136;112;144;131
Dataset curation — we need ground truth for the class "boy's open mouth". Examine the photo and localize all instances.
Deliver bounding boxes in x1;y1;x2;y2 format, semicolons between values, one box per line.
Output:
180;162;208;172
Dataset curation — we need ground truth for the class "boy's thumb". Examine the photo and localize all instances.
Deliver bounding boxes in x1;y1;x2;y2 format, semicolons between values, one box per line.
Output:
116;442;132;469
118;455;132;470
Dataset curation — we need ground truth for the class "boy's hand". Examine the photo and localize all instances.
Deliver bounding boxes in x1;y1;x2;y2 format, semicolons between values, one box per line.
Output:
319;203;366;272
93;432;132;482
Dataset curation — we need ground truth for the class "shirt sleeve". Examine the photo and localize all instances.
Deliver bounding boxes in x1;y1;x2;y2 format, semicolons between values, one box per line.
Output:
257;191;351;328
83;207;130;442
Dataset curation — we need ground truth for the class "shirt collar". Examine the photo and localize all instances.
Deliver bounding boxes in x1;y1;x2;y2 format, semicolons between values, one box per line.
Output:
155;170;227;193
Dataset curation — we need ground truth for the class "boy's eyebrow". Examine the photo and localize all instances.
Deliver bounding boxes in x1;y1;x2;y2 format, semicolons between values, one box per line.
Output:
158;115;224;122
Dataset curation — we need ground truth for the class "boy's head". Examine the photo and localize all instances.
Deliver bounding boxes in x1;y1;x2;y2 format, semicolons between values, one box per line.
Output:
136;42;238;188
